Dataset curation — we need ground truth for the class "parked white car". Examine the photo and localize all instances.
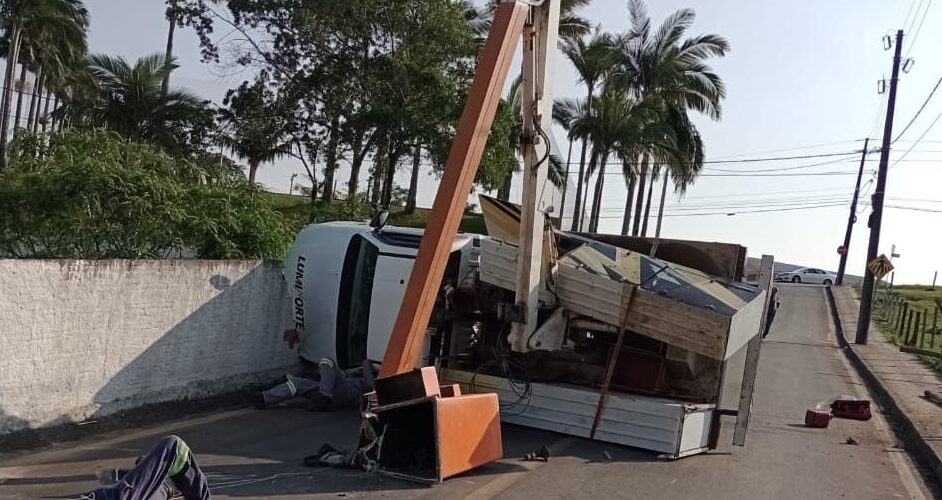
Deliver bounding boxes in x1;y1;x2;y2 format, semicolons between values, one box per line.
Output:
774;267;835;285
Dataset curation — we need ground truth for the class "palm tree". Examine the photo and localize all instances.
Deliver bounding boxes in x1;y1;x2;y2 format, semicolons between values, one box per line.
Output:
473;0;593;43
651;108;704;240
217;81;293;184
57;53;210;153
561;33;615;230
614;0;728;236
618;153;637;235
565;89;660;232
0;0;88;168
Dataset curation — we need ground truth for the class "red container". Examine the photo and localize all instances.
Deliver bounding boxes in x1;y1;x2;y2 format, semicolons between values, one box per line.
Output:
805;409;832;428
831;399;871;421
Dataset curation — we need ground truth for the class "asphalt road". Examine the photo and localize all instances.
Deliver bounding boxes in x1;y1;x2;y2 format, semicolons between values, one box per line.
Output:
0;284;933;499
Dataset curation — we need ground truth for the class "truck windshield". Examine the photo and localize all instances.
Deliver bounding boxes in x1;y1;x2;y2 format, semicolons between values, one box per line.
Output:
337;234;378;369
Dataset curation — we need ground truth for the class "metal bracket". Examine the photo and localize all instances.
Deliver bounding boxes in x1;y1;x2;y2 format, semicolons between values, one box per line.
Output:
497;302;527;324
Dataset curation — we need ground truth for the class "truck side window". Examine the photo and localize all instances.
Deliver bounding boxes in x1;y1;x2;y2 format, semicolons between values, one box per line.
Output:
337;235;378;369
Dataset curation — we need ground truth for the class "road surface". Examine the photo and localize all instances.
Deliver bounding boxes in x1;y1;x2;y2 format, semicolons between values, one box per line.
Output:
0;284;933;498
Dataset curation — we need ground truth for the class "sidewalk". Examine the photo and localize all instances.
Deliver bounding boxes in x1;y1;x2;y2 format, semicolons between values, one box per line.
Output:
831;285;942;485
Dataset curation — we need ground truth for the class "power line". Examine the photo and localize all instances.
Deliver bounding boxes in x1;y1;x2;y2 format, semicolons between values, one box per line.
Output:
706;139;864;160
886;204;942;213
869;92;888;139
904;0;933;58
694;170;868;178
597;202;848;218
599;195;853;212
697;150;862;164
902;0;919;31
559;149;868;168
893;71;942;142
703;155;860;173
678;185;857;200
585;168;869;178
890;105;942;169
646;198;853;212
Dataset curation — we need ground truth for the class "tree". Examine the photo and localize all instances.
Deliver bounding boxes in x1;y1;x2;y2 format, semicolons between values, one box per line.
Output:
477;0;593;42
0;128;290;259
56;53;214;154
218;80;294;184
614;0;728;236
561;33;615;230
0;0;88;169
564;89;661;232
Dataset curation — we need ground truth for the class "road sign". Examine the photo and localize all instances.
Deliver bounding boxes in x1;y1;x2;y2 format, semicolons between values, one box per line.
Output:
837;245;847;255
867;254;894;280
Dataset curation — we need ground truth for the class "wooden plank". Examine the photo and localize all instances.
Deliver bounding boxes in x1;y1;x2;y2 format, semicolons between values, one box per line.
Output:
571;233;747;281
590;285;637;438
485;242;736;360
380;2;530;376
732;254;774;446
556;262;730;359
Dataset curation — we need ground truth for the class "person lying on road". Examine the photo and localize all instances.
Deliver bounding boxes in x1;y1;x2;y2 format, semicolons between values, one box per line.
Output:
254;358;378;411
76;435;210;500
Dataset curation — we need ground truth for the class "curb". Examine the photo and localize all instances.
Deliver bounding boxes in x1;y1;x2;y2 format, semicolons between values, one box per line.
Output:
825;286;942;492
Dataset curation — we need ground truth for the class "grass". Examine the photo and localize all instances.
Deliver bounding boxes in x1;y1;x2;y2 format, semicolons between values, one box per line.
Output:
873;285;942;374
268;193;488;235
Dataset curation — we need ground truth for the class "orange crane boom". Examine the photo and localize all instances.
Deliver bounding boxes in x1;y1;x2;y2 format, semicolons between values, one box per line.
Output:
379;1;532;377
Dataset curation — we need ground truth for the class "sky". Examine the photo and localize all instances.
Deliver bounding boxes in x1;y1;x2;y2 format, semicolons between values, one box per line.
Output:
81;0;942;284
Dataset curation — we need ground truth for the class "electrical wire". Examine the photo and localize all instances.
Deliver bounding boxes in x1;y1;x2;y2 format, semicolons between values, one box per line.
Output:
905;0;925;34
869;93;888;139
678;185;857;200
893;71;942;142
904;0;933;58
697;170;868;178
890;105;942;169
703;154;864;173
599;193;857;211
886;204;942;213
901;0;919;31
597;202;848;218
661;199;853;212
705;139;864;160
470;324;532;415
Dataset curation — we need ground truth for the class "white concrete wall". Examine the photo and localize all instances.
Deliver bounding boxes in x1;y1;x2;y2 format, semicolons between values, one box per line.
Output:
0;260;296;435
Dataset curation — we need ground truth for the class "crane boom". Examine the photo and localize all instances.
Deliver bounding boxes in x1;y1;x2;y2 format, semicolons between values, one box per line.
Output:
380;0;539;376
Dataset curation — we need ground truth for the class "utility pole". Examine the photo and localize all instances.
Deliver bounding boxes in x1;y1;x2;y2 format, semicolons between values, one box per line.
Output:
836;137;869;285
856;29;904;345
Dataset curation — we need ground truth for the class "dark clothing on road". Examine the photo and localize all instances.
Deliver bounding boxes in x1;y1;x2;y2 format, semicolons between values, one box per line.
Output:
83;435;210;500
763;289;781;339
261;358;375;408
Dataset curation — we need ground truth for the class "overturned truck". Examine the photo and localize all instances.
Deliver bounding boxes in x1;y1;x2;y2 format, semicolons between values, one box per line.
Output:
287;196;773;460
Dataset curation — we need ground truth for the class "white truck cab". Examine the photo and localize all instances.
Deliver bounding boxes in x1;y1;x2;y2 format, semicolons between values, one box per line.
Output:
285;221;477;369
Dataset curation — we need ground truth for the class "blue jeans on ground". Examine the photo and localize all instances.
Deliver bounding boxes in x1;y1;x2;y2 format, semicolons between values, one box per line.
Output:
85;435;210;500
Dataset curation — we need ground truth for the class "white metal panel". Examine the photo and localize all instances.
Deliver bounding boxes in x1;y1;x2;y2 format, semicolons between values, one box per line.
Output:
678;408;714;455
287;223;361;363
442;369;715;457
724;289;766;359
479;238;518;291
368;255;414;363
